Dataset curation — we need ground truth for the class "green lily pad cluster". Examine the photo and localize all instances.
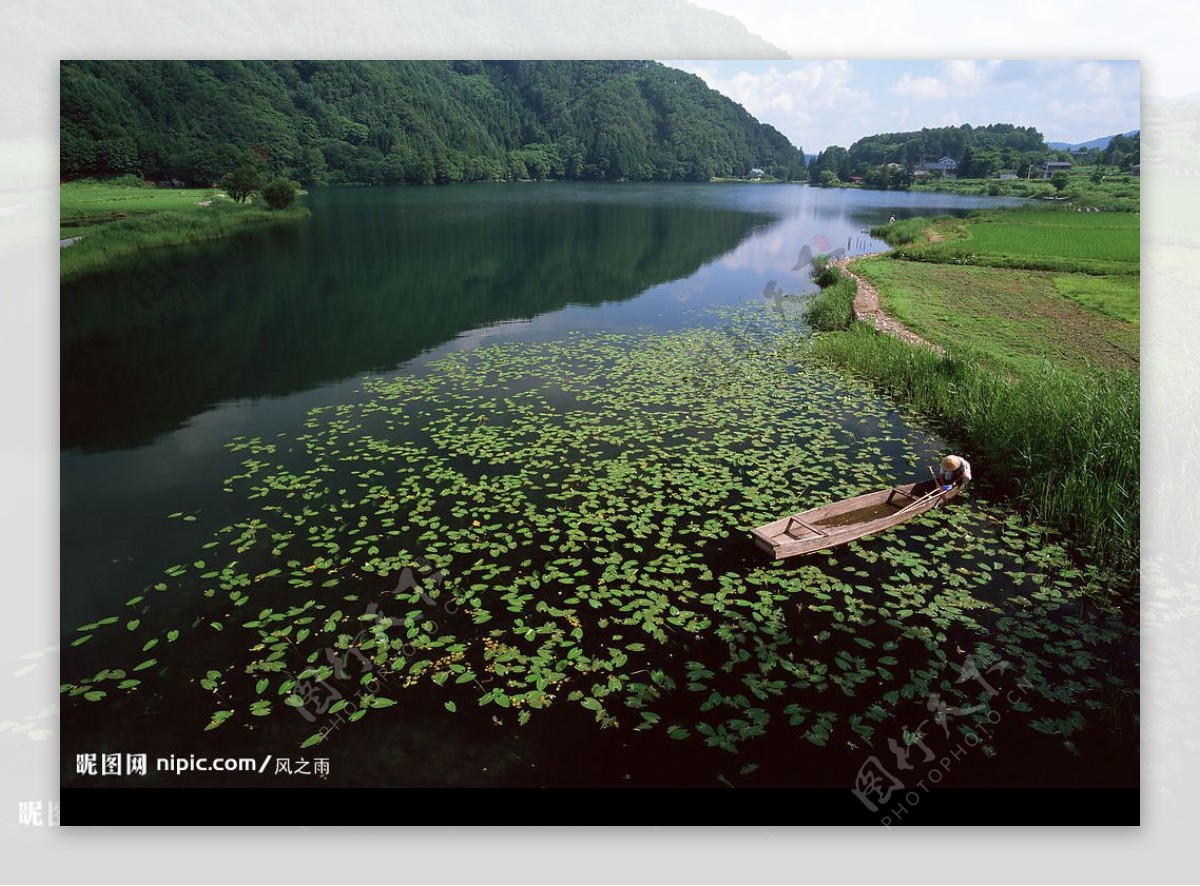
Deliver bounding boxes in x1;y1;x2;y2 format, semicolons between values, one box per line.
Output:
62;303;1137;772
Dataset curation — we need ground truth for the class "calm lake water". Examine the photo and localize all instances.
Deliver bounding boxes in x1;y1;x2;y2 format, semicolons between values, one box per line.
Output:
61;183;1015;625
62;183;1135;799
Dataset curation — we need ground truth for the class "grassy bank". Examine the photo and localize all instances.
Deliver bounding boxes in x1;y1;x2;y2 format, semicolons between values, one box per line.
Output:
808;322;1138;572
60;180;309;281
61;180;222;237
849;258;1138;373
803;205;1140;574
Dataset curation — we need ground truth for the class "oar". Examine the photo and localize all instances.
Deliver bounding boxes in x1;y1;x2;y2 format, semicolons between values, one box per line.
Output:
928;464;953;503
891;485;946;518
899;466;955;513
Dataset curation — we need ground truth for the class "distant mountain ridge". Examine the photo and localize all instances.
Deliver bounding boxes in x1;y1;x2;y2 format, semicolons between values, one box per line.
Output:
1047;130;1140;151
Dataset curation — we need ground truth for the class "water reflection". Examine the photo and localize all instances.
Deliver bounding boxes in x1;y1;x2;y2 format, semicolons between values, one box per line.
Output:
61;184;1018;452
61;185;775;450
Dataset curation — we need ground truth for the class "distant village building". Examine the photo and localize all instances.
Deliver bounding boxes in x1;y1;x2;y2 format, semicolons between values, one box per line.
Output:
1042;159;1074;179
918;156;958;176
749;167;765;180
999;173;1018;181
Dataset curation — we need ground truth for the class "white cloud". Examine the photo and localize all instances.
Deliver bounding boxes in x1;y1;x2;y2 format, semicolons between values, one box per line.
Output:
672;58;1139;152
1076;61;1114;93
893;73;946;100
945;59;999;91
892;60;1001;100
672;60;872;150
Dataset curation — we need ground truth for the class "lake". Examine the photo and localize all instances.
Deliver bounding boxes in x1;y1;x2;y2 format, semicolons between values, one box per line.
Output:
60;183;1010;619
60;183;1135;798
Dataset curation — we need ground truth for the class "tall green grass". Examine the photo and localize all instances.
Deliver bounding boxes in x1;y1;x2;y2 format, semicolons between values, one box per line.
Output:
802;256;857;331
891;250;1136;276
951;215;1138;264
61;201;310;282
807;322;1139;574
1053;275;1140;325
869;217;931;246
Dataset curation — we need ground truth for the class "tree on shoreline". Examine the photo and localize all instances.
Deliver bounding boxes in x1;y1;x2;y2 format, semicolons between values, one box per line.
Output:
220;164;263;203
261;178;298;210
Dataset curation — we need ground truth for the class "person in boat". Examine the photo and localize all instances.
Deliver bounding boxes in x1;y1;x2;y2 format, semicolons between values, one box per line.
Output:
936;455;972;491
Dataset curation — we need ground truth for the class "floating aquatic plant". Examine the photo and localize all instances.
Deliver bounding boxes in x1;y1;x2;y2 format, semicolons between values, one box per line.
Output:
62;303;1137;780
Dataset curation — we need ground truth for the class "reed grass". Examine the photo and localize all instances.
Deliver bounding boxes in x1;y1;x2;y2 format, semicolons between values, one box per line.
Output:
802;257;857;331
869;217;931;246
807;312;1139;574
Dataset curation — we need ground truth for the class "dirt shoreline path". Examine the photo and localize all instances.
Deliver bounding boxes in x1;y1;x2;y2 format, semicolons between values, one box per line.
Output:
831;254;944;354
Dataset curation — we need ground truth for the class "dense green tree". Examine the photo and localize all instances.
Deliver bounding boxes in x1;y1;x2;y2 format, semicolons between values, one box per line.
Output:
846;123;1048;178
296;146;327;184
60;131;95;178
260;178;298;209
220;164;263;203
861;163;912;190
96;136;139;175
810;146;849;183
1102;132;1139;170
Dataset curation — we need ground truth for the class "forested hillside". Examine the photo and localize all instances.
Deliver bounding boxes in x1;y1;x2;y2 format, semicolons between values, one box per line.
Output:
60;60;806;185
810;123;1052;182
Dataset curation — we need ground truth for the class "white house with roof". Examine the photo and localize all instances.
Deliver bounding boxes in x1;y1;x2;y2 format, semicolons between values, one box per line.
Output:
916;156;957;177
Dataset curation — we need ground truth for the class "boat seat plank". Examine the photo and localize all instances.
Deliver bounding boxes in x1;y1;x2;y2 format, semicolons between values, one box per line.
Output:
784;515;826;538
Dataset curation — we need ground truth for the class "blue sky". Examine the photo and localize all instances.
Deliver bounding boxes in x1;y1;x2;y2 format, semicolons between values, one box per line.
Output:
662;60;1141;154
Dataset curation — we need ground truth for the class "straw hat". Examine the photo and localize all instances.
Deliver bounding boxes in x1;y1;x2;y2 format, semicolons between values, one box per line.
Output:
941;455;962;472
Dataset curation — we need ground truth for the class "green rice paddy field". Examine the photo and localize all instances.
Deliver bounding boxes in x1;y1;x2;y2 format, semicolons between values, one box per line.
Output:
850;259;1138;373
890;209;1140;276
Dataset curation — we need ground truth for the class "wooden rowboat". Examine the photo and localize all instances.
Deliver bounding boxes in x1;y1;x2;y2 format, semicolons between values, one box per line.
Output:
751;478;961;560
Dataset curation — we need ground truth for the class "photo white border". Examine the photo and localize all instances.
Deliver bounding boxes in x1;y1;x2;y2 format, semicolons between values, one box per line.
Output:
3;0;1194;880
